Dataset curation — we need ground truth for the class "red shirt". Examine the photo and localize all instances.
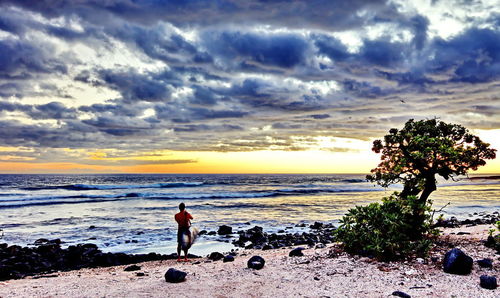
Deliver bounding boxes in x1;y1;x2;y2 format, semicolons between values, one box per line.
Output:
175;210;193;228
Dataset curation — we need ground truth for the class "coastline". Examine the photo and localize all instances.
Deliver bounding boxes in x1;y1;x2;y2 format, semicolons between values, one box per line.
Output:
1;221;498;297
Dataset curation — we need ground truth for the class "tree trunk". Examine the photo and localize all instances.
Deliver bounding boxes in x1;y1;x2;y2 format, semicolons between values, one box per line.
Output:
418;175;436;204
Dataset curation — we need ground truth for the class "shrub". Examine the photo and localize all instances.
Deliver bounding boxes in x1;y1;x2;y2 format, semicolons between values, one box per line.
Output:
335;193;437;261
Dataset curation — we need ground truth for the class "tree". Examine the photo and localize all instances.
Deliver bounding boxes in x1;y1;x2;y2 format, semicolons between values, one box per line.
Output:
336;119;496;259
367;118;496;234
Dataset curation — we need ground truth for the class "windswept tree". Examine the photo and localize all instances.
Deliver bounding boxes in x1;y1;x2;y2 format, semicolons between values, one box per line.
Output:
368;118;496;206
336;119;496;260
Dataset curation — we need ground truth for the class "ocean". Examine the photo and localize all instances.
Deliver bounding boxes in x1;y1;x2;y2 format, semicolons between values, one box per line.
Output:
0;174;499;255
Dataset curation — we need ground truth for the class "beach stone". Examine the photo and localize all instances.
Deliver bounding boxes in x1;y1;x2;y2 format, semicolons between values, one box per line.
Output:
310;222;323;229
247;256;265;270
218;225;233;235
477;258;493;268
223;255;235;263
443;248;473;275
124;265;141;271
136;272;145;276
289;247;305;257
480;275;497;289
164;268;187;283
392;291;411;298
208;252;224;261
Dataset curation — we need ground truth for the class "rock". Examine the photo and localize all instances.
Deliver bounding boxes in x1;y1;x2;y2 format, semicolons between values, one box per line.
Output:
136;272;145;277
477;258;493;268
392;291;411;298
218;225;233;235
480;275;497;290
456;232;471;235
198;230;207;235
34;238;50;245
315;243;326;249
223;255;235;263
310;222;323;229
208;252;224;261
289;247;305;257
124;265;141;271
207;231;217;236
164;268;187;283
443;248;473;275
247;256;265;270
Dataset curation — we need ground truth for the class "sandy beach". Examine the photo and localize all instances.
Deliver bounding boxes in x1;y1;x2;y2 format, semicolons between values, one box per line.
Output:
0;224;498;298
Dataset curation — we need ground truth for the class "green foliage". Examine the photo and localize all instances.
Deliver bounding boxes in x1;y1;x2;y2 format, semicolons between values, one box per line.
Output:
335;193;437;261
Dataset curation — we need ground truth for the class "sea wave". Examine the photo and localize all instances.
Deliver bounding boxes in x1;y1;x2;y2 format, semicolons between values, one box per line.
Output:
0;185;380;208
22;182;205;191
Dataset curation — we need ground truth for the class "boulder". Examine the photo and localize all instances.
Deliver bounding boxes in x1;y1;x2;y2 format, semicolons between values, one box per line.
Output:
218;225;233;235
477;258;493;269
392;291;411;298
247;256;265;270
310;222;323;229
164;268;187;283
223;255;235;263
480;275;497;290
124;265;141;271
443;248;473;275
208;252;224;261
289;247;305;257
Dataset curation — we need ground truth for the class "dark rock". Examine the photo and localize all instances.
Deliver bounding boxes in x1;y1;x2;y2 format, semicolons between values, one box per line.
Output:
208;252;224;261
289;247;305;257
124;265;141;271
223;255;235;263
88;225;96;229
198;230;207;235
485;236;496;247
392;291;411;298
431;256;439;263
310;222;323;229
164;268;187;283
136;272;145;276
218;225;233;235
443;248;473;275
262;244;273;250
277;230;285;233
34;239;50;245
477;258;493;268
207;231;217;236
480;275;497;290
247;256;265;270
456;232;471;235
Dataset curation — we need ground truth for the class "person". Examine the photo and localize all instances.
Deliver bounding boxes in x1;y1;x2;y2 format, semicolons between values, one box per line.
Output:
174;202;193;262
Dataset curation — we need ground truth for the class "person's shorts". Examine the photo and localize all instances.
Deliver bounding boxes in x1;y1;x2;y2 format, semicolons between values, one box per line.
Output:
177;227;190;244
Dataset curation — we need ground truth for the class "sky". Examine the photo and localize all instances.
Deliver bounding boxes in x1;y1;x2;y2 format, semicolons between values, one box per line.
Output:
0;0;499;174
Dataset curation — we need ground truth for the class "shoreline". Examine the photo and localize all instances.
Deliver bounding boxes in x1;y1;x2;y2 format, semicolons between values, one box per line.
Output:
1;214;499;297
1;212;499;282
0;223;498;297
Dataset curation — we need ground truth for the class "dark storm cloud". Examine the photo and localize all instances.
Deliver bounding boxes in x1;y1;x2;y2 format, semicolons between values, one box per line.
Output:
93;69;173;102
203;31;309;69
0;0;498;159
0;39;67;79
0;101;77;119
1;0;392;30
430;28;500;83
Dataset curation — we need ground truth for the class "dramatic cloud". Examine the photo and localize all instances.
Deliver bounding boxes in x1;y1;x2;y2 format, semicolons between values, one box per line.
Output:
0;0;498;167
